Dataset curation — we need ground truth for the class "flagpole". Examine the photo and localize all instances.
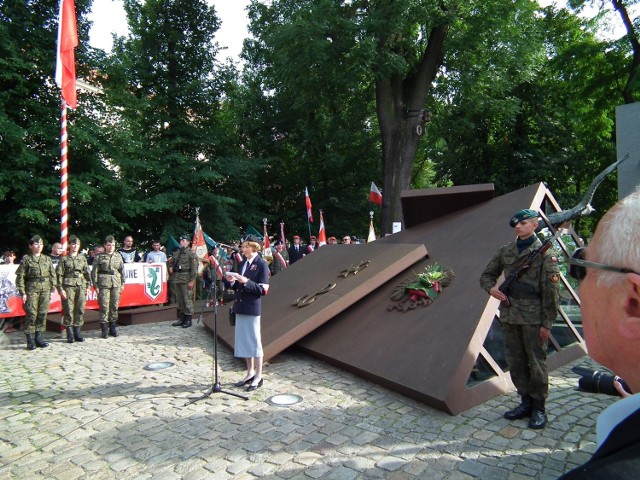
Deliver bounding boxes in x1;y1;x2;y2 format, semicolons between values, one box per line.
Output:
60;100;69;251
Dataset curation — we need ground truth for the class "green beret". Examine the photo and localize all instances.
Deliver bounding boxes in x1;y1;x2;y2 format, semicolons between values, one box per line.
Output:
509;209;538;227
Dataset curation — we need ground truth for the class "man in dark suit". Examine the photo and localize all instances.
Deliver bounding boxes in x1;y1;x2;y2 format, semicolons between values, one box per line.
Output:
559;189;640;479
287;235;305;264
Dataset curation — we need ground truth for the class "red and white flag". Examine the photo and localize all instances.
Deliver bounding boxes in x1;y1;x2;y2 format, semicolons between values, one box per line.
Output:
192;212;208;261
318;210;327;246
280;222;286;244
370;182;383;206
209;254;224;280
55;0;78;109
263;223;271;249
305;187;313;222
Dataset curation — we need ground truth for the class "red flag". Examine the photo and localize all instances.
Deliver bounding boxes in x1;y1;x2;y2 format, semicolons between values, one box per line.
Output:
318;210;327;246
370;182;383;206
56;0;78;109
305;187;313;222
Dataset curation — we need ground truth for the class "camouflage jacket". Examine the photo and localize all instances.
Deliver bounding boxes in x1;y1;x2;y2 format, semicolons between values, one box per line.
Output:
169;247;198;283
15;254;55;295
480;238;560;328
56;254;90;289
91;253;125;288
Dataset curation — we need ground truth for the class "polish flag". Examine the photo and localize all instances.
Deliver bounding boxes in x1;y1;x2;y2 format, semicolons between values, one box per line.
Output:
369;182;383;206
55;0;78;109
318;210;327;246
305;187;313;222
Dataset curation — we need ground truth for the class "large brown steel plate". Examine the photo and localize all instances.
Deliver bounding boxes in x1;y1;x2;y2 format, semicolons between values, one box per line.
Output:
205;243;428;361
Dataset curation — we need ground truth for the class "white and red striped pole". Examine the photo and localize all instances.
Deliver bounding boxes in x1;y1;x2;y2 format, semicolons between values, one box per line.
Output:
60;100;69;252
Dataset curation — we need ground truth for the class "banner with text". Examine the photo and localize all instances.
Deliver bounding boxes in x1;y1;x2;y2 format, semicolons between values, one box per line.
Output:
0;263;168;318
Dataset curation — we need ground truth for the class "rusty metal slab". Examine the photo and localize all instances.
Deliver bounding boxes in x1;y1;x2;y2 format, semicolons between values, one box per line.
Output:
401;183;495;228
297;183;585;414
205;242;428;360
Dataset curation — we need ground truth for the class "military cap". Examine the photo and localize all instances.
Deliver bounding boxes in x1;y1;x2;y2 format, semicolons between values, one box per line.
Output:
310;236;317;240
293;235;300;239
178;234;190;241
104;235;116;243
243;234;261;244
68;235;80;244
29;235;43;245
509;209;539;227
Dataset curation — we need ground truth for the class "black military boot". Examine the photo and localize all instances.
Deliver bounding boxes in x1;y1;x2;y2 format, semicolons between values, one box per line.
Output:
66;326;74;344
34;331;49;348
181;314;192;328
172;314;185;327
100;323;108;339
73;326;85;342
504;395;532;420
26;334;36;351
108;322;119;337
528;399;548;429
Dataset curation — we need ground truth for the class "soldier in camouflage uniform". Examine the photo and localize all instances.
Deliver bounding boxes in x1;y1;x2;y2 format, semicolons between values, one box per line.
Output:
91;235;125;339
56;235;90;344
15;235;55;350
168;234;198;328
480;209;560;429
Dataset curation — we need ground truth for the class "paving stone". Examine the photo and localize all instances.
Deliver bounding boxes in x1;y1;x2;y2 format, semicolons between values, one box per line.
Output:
0;321;619;479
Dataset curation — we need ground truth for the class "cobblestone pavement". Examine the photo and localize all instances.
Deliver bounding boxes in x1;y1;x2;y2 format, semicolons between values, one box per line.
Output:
0;316;616;480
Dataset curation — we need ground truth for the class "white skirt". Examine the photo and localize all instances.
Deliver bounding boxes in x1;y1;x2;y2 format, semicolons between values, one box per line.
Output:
234;314;263;358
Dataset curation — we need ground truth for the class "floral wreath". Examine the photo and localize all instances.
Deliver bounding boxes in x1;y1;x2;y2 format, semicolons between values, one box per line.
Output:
388;263;454;312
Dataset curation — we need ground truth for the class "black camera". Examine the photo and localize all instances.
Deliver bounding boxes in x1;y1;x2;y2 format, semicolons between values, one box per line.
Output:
572;366;632;397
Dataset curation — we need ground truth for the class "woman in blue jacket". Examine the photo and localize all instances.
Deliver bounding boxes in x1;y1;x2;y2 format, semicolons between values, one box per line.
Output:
225;236;270;391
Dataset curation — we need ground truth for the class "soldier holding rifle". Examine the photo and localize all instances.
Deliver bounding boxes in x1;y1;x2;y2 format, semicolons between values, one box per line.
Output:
480;209;560;429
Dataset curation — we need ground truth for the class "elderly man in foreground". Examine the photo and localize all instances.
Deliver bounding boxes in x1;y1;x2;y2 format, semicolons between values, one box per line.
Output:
559;188;640;479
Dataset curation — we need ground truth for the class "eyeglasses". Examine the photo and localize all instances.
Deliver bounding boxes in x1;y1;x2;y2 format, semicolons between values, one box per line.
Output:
568;247;640;281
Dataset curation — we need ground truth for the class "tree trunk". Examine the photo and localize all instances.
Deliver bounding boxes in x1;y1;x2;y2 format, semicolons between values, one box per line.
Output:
376;25;449;234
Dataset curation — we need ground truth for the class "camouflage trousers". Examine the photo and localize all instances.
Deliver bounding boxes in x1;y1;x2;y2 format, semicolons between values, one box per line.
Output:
98;287;121;324
23;289;51;334
502;323;549;401
61;285;87;327
175;282;194;315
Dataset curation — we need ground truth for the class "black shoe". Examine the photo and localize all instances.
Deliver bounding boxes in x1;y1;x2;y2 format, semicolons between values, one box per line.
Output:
34;331;49;348
234;376;254;387
171;317;184;327
100;323;108;339
26;334;36;351
73;326;85;342
529;408;547;429
66;326;74;344
108;322;119;337
246;379;263;392
504;396;532;420
181;315;192;328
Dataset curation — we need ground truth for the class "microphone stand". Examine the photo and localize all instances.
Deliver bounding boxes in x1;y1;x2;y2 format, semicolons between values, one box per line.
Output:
186;279;248;405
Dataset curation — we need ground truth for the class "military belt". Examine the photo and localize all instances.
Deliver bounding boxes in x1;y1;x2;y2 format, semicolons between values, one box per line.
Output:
26;277;46;282
509;291;541;300
64;273;81;278
98;270;115;275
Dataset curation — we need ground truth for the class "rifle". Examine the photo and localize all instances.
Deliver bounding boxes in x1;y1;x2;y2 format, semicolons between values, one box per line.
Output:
498;228;562;306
